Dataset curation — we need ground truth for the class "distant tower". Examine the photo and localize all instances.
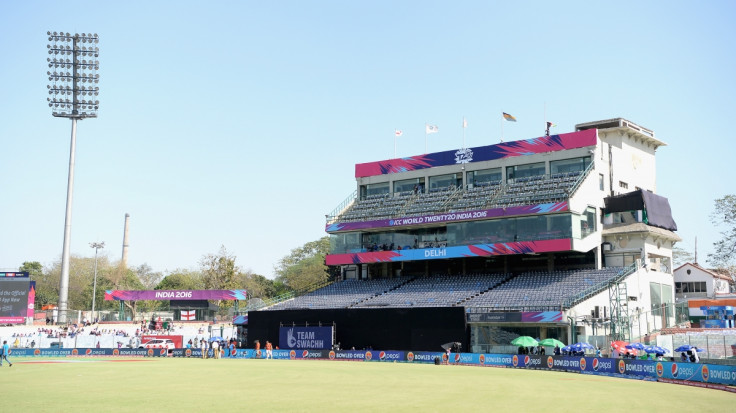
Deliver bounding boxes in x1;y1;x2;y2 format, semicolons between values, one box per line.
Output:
122;213;130;268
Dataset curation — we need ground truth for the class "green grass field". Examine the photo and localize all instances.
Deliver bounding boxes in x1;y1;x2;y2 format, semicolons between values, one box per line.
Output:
2;357;733;412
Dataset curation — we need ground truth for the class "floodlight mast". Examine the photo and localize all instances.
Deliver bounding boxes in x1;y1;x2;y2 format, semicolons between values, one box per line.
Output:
47;31;100;324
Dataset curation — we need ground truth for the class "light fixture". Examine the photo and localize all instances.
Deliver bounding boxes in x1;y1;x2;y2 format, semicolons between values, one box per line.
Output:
47;31;101;324
47;32;100;119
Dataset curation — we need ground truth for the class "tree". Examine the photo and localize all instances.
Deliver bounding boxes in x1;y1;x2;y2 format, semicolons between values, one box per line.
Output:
200;246;238;291
274;237;331;292
200;246;242;315
235;270;277;299
672;246;694;267
135;263;163;289
155;270;204;291
708;194;736;269
19;261;56;308
106;263;150;319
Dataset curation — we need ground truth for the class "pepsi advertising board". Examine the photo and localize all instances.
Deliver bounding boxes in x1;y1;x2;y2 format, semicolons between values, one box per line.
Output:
279;326;334;350
655;362;736;386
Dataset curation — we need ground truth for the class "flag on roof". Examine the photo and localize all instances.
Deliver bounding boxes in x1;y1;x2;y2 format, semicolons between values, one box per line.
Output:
395;129;403;137
503;112;517;122
426;124;439;134
547;121;556;128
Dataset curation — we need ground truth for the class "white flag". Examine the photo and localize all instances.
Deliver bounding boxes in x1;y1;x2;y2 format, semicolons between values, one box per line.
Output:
426;124;439;134
395;129;403;137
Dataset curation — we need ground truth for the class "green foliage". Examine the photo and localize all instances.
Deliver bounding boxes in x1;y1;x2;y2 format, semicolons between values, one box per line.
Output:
200;246;239;291
274;237;331;292
672;246;694;267
708;194;736;268
155;270;204;290
135;263;164;289
19;261;56;307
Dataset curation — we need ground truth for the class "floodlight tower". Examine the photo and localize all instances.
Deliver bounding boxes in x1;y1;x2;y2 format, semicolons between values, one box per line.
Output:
90;241;105;323
47;31;100;324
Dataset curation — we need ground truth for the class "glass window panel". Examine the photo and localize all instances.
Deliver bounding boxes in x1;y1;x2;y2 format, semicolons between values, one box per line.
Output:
467;168;502;186
393;178;424;194
550;157;590;174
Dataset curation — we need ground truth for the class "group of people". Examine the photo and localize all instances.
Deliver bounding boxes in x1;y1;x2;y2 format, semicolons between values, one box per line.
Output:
189;338;237;359
253;340;274;359
518;346;547;355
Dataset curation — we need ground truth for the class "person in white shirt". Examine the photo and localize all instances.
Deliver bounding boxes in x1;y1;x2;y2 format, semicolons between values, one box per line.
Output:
212;340;220;359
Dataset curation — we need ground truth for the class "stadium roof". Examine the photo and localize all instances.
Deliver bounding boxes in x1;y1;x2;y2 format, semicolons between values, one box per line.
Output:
575;117;666;149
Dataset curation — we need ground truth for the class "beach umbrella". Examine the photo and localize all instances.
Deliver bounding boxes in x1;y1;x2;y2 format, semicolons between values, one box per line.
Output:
511;336;539;347
539;338;565;348
644;345;669;354
674;344;704;353
610;340;628;350
570;342;594;352
625;342;646;350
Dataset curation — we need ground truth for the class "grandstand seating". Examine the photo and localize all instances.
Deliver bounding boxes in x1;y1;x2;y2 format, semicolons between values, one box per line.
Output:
336;171;584;223
462;267;624;310
355;273;507;308
260;267;624;312
264;278;409;310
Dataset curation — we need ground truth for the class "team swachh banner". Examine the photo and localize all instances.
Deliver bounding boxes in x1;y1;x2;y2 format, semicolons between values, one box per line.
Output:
278;326;334;350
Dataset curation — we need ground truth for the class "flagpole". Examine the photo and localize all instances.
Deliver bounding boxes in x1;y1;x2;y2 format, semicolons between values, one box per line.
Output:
394;129;397;159
462;116;466;148
501;115;504;142
425;123;428;153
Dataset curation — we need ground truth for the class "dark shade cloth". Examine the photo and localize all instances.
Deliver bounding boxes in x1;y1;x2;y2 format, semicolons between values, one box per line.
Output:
604;190;677;231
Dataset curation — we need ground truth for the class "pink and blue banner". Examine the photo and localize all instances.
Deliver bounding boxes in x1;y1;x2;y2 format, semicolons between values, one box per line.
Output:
355;129;596;178
104;289;247;301
327;202;568;232
325;239;572;266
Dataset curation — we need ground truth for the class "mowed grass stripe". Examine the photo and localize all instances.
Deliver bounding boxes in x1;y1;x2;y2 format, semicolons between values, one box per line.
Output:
1;358;733;412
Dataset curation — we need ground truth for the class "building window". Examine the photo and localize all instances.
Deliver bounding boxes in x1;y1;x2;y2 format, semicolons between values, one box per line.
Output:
599;174;604;191
619;181;628;190
675;281;707;294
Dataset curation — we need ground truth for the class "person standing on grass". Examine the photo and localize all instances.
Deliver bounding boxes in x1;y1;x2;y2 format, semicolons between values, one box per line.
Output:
1;340;12;367
212;339;219;359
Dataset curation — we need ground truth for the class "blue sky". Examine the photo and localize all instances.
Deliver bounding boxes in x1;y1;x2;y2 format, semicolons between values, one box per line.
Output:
1;1;734;277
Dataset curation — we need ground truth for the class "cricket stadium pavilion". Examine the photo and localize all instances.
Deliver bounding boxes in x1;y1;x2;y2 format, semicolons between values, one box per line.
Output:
247;118;681;353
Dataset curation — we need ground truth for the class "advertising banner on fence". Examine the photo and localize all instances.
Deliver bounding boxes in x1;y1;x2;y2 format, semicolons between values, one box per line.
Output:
655;361;736;386
8;348;160;357
279;326;333;350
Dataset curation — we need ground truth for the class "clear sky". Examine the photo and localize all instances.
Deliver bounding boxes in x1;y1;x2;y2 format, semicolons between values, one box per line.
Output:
1;1;734;277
